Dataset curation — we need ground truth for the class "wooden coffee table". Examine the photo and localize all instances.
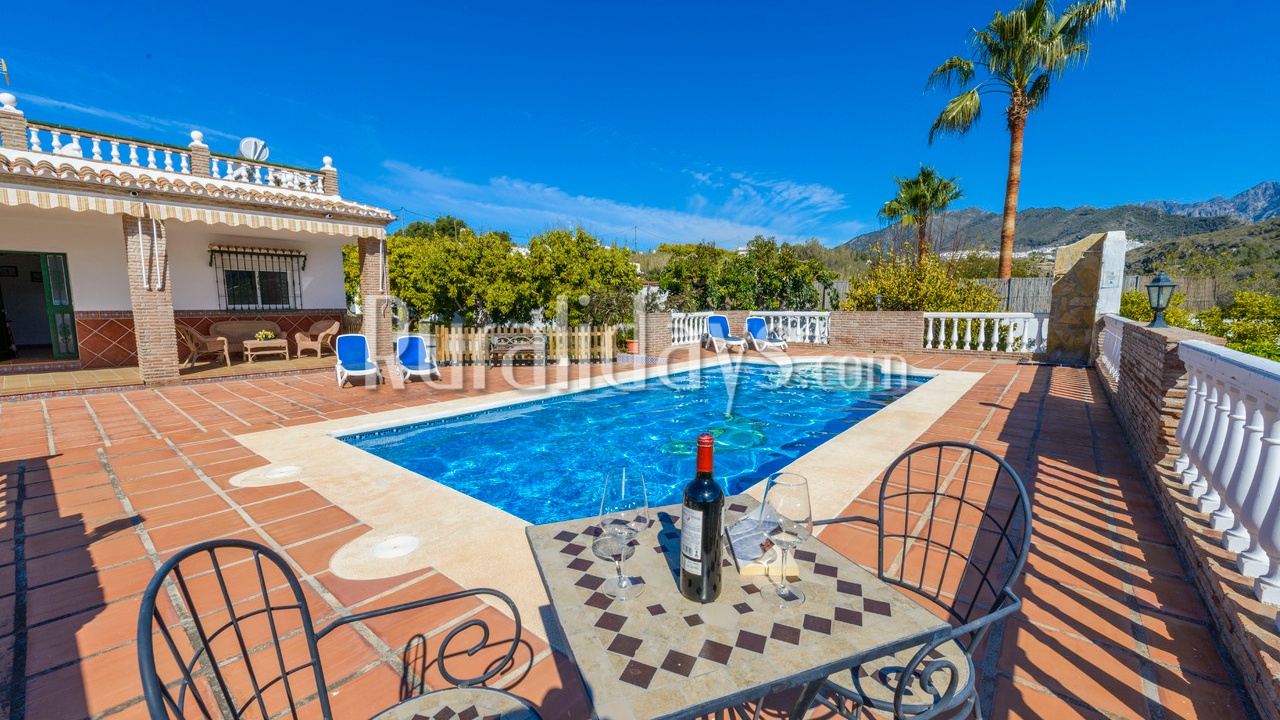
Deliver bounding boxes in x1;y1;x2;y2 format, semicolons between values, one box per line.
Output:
242;338;289;363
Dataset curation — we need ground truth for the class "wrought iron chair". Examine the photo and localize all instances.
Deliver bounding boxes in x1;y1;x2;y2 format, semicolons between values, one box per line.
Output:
810;442;1031;720
137;539;543;720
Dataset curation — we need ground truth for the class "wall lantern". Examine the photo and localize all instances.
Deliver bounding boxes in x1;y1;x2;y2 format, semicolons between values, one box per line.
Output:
1146;271;1176;328
874;293;883;312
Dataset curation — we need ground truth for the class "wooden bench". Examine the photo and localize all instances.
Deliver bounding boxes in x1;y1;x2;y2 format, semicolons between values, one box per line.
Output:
210;320;284;356
489;332;546;366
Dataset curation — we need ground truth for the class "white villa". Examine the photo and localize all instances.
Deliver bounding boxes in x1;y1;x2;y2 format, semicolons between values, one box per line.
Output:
0;91;396;385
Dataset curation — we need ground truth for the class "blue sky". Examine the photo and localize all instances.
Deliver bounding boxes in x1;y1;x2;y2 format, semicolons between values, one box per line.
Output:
4;2;1276;248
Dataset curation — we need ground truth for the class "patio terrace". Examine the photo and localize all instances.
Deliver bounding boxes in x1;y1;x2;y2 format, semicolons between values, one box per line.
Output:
0;348;1257;719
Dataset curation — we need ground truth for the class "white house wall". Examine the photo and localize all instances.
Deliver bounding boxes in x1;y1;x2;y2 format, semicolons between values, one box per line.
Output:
167;223;349;311
0;206;131;310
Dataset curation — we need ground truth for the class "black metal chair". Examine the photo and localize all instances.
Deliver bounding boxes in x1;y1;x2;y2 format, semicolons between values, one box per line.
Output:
810;442;1032;720
136;539;543;720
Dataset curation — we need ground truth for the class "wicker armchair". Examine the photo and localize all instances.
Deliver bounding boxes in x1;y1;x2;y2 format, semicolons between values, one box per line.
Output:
175;325;230;368
294;320;341;358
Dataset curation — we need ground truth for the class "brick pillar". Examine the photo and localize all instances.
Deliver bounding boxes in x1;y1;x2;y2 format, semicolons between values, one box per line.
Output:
321;157;340;196
187;131;211;177
123;214;181;385
639;312;672;356
359;236;392;359
0;93;29;150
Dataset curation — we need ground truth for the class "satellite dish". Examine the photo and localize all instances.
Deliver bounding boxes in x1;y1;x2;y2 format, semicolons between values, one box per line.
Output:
238;137;270;161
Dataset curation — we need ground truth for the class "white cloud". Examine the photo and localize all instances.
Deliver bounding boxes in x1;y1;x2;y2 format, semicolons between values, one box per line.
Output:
21;94;238;144
360;162;857;247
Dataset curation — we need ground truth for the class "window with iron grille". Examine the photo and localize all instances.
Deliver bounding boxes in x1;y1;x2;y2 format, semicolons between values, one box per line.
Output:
209;246;306;310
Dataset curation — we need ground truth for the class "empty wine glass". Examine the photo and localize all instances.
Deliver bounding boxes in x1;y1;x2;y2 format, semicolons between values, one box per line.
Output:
761;472;813;608
596;467;650;600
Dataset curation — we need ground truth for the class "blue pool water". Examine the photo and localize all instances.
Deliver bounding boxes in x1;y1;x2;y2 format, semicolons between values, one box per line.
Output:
342;363;928;525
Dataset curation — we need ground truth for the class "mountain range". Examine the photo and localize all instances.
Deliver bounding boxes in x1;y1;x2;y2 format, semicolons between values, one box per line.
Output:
841;181;1280;253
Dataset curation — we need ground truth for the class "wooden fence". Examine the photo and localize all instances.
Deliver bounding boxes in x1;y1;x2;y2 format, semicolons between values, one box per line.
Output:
426;325;618;365
979;275;1227;313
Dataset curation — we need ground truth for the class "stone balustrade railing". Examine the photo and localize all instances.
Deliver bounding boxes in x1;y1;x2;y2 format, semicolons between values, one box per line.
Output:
1175;340;1280;625
27;121;192;173
0;92;338;196
209;153;326;193
670;312;712;345
923;312;1049;354
750;311;830;344
1097;313;1130;382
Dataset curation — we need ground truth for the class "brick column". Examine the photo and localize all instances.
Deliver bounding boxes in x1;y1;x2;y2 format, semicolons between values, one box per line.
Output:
123;214;181;385
639;312;672;356
359;236;392;359
321;157;340;196
0;93;29;150
187;131;211;177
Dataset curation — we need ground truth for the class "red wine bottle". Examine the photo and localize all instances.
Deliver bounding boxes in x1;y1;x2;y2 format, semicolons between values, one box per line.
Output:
680;433;724;603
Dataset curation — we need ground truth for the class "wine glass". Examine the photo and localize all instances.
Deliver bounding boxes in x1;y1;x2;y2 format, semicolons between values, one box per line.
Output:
761;472;813;608
596;467;650;600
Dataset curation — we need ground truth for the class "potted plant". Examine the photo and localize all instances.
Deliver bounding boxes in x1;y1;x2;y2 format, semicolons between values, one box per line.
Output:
618;326;639;354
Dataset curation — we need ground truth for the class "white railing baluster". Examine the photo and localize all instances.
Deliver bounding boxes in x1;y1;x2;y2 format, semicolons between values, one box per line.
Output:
163;150;174;171
145;147;157;169
90;137;102;161
179;153;189;173
128;144;140;166
923;312;1049;354
28;127;41;152
1176;342;1280;622
50;132;63;152
110;140;120;163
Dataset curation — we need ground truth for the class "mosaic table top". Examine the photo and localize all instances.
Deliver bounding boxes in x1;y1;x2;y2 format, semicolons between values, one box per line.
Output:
526;498;948;720
369;687;539;720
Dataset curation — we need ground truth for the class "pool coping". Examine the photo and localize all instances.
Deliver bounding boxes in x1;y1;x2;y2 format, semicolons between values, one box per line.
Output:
227;355;982;645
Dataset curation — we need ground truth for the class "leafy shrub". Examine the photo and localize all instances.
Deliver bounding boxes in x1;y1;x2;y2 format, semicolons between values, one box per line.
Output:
1118;289;1193;328
1195;292;1280;360
841;249;1001;312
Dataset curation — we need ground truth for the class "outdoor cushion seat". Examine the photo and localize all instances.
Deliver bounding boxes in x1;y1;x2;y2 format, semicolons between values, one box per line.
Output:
210;320;283;355
335;333;382;387
745;316;788;352
396;334;440;382
174;325;230;368
703;314;746;353
295;319;341;358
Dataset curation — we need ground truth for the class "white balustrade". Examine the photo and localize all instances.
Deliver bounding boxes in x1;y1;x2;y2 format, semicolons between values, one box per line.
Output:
1176;341;1280;620
25;123;190;175
750;311;830;344
1098;314;1129;382
670;312;712;345
210;155;325;192
922;312;1048;354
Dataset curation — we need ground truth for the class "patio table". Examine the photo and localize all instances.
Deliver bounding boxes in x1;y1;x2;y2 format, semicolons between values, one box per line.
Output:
369;687;540;720
526;496;949;720
243;338;289;363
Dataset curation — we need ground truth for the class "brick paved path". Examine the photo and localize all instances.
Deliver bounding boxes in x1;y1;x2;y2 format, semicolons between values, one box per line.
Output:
0;354;1255;719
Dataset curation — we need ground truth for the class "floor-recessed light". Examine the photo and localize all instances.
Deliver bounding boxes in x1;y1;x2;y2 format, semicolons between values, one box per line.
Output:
372;535;420;559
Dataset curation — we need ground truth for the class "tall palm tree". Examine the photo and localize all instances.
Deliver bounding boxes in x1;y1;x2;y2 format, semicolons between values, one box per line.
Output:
880;166;964;263
927;0;1124;278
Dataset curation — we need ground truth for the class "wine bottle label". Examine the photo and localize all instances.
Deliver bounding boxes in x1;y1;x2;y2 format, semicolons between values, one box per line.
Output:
681;506;703;560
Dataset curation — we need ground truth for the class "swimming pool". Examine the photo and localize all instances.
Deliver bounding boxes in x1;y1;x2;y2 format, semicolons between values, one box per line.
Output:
341;363;929;525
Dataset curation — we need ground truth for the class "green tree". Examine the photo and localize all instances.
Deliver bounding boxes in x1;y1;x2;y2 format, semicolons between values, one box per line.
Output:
927;0;1124;279
529;227;641;326
404;227;535;325
654;243;736;312
879;166;964;263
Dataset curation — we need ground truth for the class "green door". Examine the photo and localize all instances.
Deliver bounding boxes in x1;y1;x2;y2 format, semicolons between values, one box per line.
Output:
41;253;78;360
0;283;11;361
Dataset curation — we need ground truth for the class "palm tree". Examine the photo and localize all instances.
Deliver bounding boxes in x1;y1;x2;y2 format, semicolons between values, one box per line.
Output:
927;0;1124;278
880;166;964;263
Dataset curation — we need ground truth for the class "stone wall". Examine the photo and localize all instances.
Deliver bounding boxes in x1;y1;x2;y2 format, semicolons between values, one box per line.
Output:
639;311;672;356
1097;321;1280;719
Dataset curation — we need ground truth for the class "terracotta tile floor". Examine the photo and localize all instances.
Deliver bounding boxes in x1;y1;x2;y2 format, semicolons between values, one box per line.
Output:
0;351;1258;719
